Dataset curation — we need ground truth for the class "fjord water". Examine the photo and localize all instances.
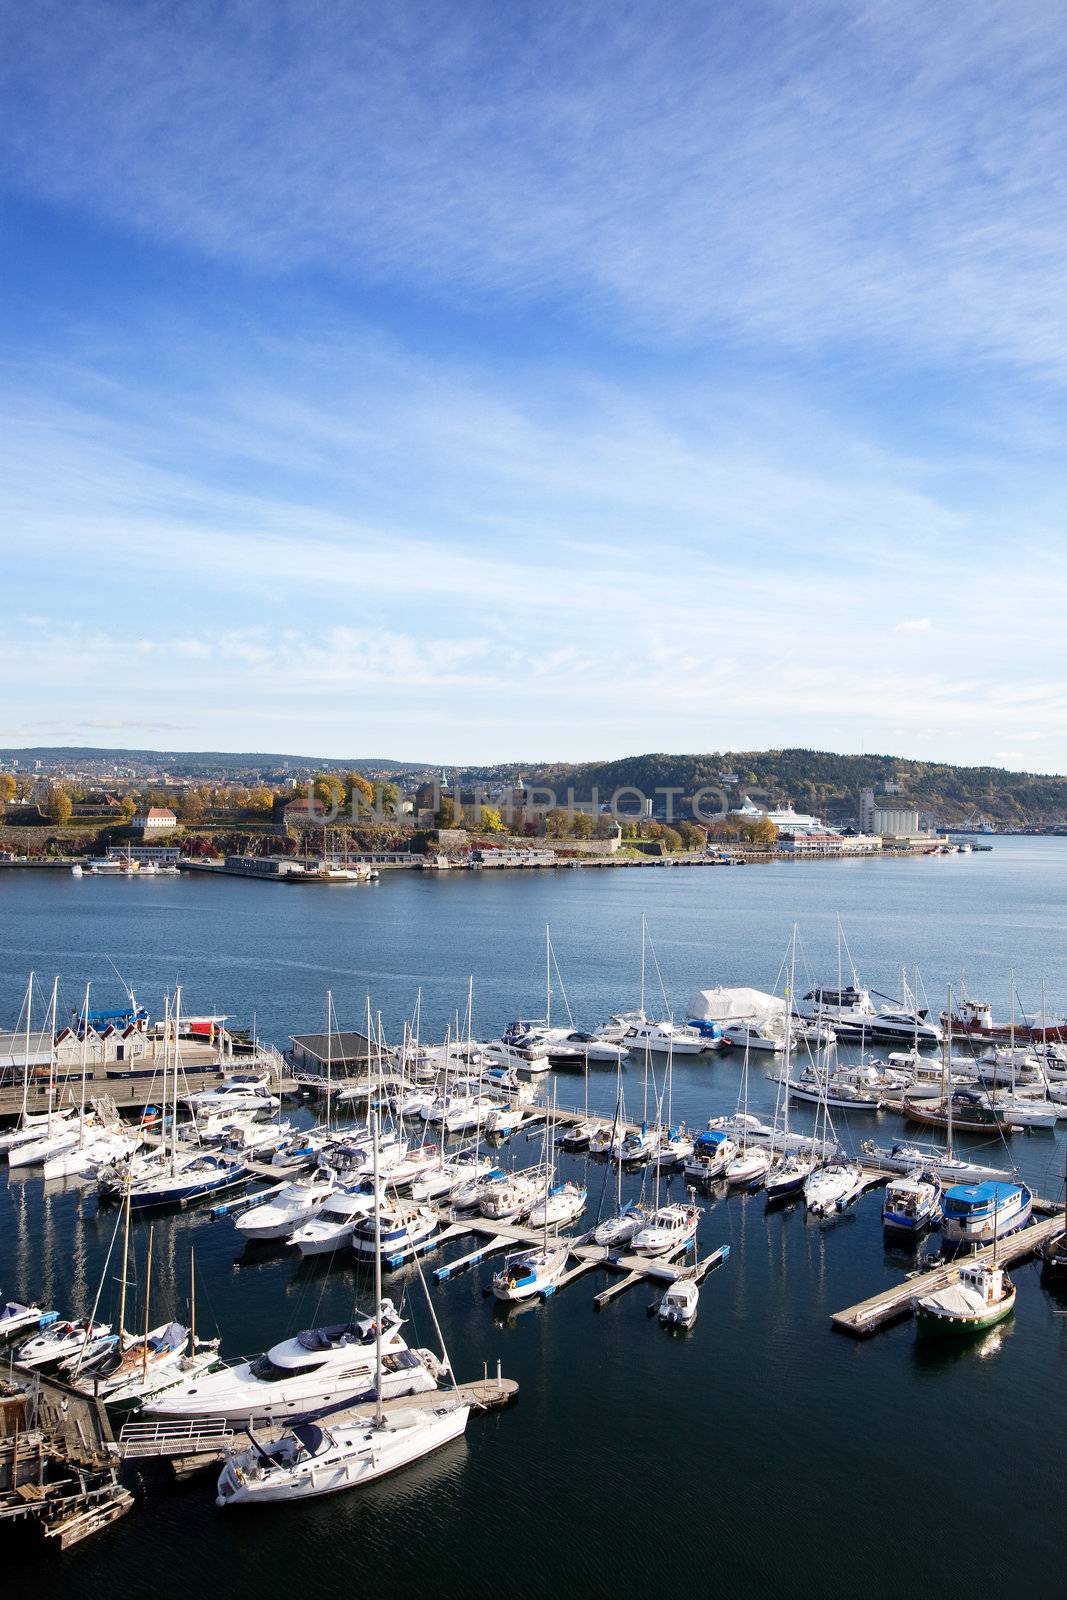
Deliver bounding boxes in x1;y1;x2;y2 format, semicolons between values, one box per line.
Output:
2;840;1066;1599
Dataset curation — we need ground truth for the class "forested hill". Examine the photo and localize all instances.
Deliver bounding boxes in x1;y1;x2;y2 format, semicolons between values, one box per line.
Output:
513;750;1067;827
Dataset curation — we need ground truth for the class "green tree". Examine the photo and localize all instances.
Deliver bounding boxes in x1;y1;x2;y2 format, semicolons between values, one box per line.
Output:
678;821;706;850
436;796;458;827
346;772;375;815
119;795;138;822
662;826;683;852
543;808;569;839
314;773;346;813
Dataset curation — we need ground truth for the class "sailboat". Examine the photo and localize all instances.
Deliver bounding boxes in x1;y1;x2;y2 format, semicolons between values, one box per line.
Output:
724;1038;773;1188
215;1111;469;1507
492;1096;570;1301
72;1194;219;1407
7;979;87;1170
122;990;248;1210
764;933;818;1202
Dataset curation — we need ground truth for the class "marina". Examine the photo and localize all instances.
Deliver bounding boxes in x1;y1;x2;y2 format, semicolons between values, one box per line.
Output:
1;842;1066;1593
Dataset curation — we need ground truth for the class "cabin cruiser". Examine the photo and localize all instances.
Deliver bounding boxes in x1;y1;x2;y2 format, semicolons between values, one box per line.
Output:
288;1180;386;1256
502;1022;625;1065
351;1202;438;1262
593;1010;647;1045
631;1204;701;1255
882;1172;942;1233
625;1020;709;1056
185;1073;280;1115
940;1180;1032;1245
235;1168;339;1242
803;985;941;1047
721;1020;785;1054
658;1278;700;1328
142;1304;439;1425
682;1130;736;1183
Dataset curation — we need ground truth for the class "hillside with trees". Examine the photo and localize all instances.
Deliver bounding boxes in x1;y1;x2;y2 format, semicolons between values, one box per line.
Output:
513;750;1067;828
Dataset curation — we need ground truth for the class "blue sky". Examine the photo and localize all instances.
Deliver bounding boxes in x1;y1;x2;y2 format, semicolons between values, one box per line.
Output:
1;0;1064;769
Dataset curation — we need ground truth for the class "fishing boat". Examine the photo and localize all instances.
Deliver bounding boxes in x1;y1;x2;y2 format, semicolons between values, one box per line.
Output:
940;1180;1033;1246
914;1260;1016;1335
631;1203;701;1256
658;1278;700;1328
882;1172;942;1233
235;1168;339;1242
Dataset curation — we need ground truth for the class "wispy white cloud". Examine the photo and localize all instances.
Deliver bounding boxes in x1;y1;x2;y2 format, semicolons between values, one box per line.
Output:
3;2;1067;374
894;618;933;635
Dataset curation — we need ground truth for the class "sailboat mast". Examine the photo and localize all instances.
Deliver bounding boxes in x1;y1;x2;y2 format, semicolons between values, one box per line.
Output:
945;988;954;1161
119;1174;131;1338
78;981;90;1131
141;1224;154;1384
46;976;58;1133
189;1247;196;1354
545;925;551;1028
20;971;34;1126
372;1109;384;1429
172;987;183;1170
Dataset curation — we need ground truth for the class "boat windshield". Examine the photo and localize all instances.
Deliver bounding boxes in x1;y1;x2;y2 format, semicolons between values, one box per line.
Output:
250;1354;327;1381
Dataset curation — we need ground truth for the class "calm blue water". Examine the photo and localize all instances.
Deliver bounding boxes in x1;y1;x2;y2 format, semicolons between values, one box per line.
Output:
2;841;1066;1597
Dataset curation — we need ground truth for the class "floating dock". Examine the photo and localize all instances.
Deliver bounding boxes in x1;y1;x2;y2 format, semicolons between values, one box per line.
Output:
831;1211;1065;1337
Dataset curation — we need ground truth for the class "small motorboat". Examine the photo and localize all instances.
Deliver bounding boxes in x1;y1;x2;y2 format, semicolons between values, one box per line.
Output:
683;1130;736;1184
658;1278;699;1328
351;1202;438;1263
0;1299;57;1341
16;1317;112;1369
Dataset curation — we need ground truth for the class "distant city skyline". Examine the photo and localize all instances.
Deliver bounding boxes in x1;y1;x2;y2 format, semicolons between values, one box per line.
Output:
2;3;1064;771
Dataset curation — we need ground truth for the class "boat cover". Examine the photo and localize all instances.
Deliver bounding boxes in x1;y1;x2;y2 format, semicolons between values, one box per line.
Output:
686;987;786;1024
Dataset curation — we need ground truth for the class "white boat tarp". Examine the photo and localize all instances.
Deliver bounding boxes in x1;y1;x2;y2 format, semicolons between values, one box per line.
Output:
686;987;787;1024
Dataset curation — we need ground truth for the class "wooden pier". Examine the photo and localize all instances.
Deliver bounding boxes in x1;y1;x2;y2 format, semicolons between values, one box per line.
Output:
831;1211;1066;1337
115;1370;518;1474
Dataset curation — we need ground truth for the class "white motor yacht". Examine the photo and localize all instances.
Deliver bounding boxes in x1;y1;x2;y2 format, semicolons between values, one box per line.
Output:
16;1317;112;1369
351;1201;438;1263
625;1020;708;1056
142;1303;438;1425
236;1168;338;1242
658;1279;699;1328
288;1179;385;1256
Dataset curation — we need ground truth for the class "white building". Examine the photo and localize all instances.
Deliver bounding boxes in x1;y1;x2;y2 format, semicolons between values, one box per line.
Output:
132;806;177;835
859;787;921;835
